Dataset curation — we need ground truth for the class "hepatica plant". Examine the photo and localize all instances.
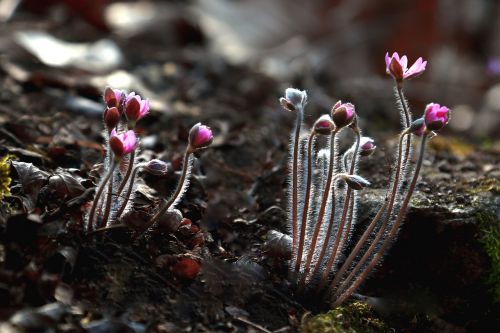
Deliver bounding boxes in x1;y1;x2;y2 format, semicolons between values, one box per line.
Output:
86;87;213;233
280;52;450;306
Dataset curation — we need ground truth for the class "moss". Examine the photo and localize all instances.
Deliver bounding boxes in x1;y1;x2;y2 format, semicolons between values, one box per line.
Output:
299;301;392;333
428;136;474;158
468;178;500;195
0;155;12;201
477;211;500;302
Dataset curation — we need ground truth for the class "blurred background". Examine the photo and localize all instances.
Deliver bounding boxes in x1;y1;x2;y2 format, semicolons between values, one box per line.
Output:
1;0;499;145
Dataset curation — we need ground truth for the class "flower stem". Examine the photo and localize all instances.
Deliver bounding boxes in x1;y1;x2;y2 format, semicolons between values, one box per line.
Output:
147;148;193;229
116;164;142;219
116;150;135;197
396;86;412;167
291;106;304;261
101;170;114;228
295;131;316;273
87;161;117;231
299;130;338;283
316;130;360;291
330;132;408;295
333;134;427;307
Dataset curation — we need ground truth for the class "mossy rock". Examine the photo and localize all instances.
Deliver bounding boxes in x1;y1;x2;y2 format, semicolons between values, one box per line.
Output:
299;301;392;333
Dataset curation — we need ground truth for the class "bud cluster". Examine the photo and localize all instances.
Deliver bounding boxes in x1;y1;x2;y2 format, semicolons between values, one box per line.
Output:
86;87;213;233
280;52;451;306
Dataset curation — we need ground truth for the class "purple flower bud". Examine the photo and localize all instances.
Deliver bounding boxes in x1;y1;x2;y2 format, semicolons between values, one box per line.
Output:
103;107;120;131
424;103;450;131
408;118;426;136
359;137;376;156
125;92;149;123
189;123;213;150
103;87;124;108
331;101;355;128
342;174;370;190
109;129;136;157
385;52;427;81
144;159;171;176
313;114;335;135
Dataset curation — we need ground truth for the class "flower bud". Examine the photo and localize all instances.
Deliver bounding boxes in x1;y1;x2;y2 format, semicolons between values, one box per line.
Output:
359;137;376;156
331;101;355;128
341;174;371;190
143;159;171;176
109;129;136;158
188;123;213;150
313;114;335;135
157;209;183;232
124;92;149;124
263;230;292;260
424;103;450;131
407;118;426;136
280;88;307;112
103;107;120;131
103;87;124;108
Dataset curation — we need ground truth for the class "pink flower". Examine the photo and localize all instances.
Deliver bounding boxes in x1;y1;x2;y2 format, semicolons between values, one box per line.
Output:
331;100;355;128
189;123;213;150
313;114;335;135
385;52;427;81
104;87;124;108
125;92;150;123
359;137;376;156
109;129;137;157
424;103;450;131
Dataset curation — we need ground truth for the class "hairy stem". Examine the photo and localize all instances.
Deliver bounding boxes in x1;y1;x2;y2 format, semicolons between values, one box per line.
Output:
333;135;427;307
87;161;117;231
102;171;114;228
316;130;360;291
148;148;193;229
116;164;142;219
299;130;338;283
116;149;135;197
332;132;408;295
295;132;316;273
291;106;304;261
396;86;412;167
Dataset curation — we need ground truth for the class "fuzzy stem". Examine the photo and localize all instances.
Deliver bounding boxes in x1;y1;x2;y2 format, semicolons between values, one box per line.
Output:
396;86;412;167
87;161;118;231
316;130;360;291
333;134;427;307
116;164;142;219
148;148;193;228
295;131;316;273
291;106;304;260
116;149;135;197
101;170;114;228
299;130;338;283
331;132;408;295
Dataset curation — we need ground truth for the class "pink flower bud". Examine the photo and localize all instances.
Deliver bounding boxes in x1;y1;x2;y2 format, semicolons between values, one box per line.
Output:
331;101;355;128
144;159;171;176
342;174;371;190
188;123;213;150
103;107;120;131
385;52;427;81
359;137;376;156
424;103;450;131
124;92;149;123
103;87;124;108
313;114;335;135
109;129;136;157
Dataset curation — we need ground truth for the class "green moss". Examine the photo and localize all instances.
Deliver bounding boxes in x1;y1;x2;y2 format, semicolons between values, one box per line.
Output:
478;211;500;302
0;155;12;200
300;301;392;333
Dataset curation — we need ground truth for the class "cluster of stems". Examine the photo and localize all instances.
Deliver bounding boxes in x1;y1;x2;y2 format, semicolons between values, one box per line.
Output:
86;88;213;234
282;52;449;305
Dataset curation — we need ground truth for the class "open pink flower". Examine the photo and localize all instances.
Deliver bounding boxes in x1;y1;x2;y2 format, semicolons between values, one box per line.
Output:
125;92;150;123
109;129;136;157
331;100;355;128
424;103;450;131
104;87;124;108
385;52;427;81
189;123;213;150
